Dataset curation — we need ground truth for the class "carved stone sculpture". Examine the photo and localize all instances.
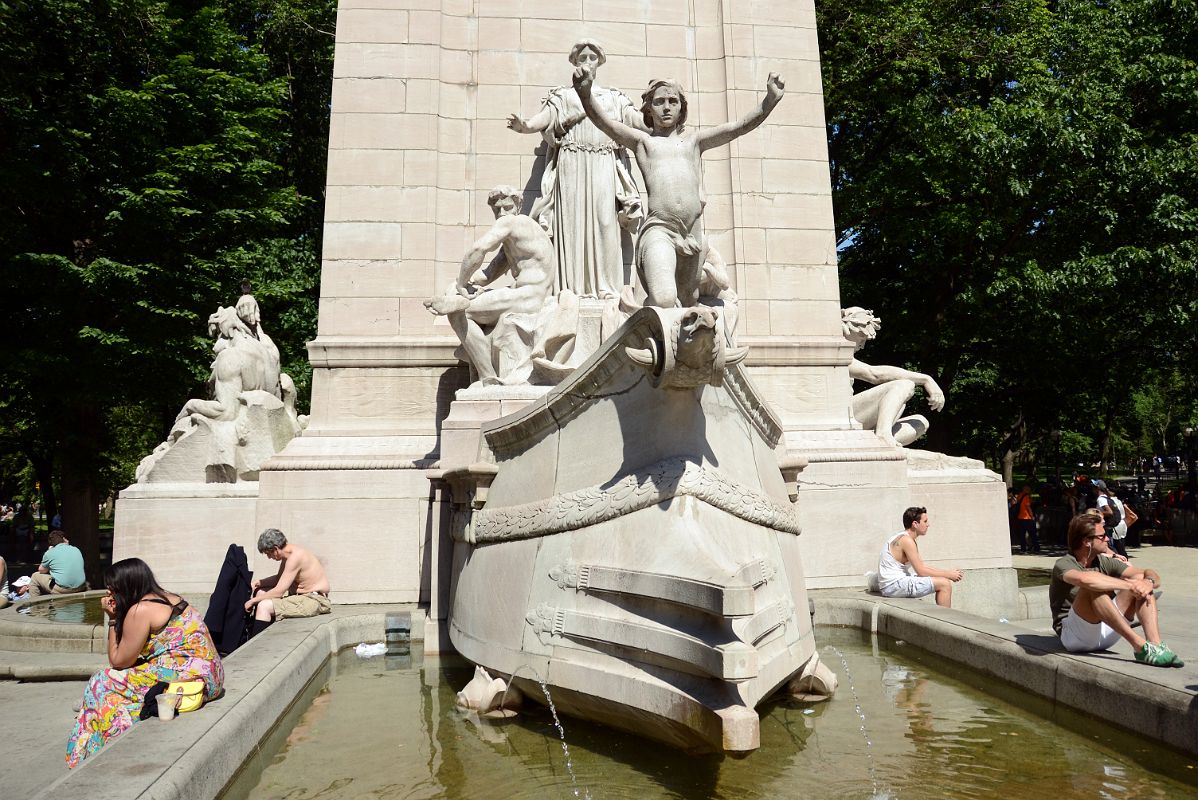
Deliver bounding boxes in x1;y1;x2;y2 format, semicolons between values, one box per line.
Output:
575;67;784;308
697;242;739;338
623;305;747;390
135;289;305;483
445;306;835;753
424;185;567;387
507;40;642;299
842;306;945;446
455;665;522;716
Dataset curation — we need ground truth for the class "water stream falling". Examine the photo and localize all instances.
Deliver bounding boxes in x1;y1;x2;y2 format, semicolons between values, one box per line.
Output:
825;644;890;800
506;663;589;800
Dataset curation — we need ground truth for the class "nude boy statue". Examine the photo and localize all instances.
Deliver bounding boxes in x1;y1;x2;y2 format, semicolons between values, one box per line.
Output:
423;185;556;385
574;66;784;308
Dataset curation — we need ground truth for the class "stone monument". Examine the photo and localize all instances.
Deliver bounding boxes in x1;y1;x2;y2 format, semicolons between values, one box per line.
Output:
114;288;306;594
444;305;835;753
244;0;1012;619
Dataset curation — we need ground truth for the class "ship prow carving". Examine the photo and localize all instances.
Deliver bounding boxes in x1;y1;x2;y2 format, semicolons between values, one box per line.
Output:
445;307;835;753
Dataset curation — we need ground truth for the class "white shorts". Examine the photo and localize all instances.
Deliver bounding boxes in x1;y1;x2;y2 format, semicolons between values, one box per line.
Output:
880;575;935;599
1059;606;1121;652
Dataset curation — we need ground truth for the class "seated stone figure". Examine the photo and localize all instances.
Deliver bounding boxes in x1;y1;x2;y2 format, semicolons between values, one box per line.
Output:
425;185;559;386
842;306;944;447
136;289;304;483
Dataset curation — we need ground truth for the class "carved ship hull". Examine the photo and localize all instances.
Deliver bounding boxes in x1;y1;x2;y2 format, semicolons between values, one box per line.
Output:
446;308;824;753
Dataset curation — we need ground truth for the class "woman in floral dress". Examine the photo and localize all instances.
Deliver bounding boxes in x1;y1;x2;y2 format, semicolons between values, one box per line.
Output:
66;558;224;767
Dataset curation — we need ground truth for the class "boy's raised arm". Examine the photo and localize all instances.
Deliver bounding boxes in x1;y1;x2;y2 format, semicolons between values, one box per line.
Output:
698;73;785;152
573;66;644;150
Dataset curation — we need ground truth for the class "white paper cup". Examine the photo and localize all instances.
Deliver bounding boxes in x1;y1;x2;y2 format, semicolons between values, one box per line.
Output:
156;693;178;720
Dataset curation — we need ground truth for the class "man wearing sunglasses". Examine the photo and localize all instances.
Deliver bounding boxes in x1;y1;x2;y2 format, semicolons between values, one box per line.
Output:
1048;510;1182;667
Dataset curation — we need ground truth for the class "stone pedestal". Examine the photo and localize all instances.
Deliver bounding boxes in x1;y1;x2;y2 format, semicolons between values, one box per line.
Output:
425;384;549;650
113;483;262;596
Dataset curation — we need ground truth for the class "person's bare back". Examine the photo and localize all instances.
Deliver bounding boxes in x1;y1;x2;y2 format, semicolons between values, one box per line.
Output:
282;544;329;595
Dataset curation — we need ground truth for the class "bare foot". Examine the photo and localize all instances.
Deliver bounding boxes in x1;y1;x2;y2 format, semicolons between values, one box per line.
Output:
425;295;470;315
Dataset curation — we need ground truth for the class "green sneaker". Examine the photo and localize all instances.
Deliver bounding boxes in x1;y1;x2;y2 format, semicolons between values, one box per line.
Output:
1155;642;1185;668
1134;642;1175;667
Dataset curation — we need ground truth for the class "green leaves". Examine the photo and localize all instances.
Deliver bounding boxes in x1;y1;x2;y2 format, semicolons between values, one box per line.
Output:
821;0;1198;464
0;0;330;499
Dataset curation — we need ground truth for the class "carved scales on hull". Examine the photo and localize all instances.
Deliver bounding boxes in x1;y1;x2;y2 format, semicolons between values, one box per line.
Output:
445;307;835;753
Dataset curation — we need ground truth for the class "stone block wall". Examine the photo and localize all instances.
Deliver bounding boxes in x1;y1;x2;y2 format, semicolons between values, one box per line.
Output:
316;0;842;397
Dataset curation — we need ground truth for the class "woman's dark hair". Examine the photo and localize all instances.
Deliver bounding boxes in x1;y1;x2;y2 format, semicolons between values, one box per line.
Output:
104;558;169;641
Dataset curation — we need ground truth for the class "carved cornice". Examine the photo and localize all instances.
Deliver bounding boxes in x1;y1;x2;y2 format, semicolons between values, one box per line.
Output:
307;336;459;368
739;336;857;367
468;457;799;544
260;456;434;471
801;450;907;463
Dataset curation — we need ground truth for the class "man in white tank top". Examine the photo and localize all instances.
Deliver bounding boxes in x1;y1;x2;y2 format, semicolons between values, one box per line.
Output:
877;507;964;608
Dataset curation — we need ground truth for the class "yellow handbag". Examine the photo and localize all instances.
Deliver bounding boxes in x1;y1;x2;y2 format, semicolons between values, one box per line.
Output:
164;680;205;713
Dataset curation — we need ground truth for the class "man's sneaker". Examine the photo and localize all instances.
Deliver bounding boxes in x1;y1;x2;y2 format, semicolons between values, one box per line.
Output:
1155;642;1185;668
1134;642;1175;667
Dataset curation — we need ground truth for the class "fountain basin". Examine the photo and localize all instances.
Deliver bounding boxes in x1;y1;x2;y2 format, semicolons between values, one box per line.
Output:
223;629;1198;800
0;590;110;653
41;597;1198;800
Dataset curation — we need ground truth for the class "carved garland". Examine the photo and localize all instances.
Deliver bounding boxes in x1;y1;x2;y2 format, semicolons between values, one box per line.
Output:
468;457;800;544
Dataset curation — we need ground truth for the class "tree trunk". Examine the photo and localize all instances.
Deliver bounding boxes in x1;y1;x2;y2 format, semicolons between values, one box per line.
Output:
59;401;103;586
28;450;58;527
1001;449;1016;487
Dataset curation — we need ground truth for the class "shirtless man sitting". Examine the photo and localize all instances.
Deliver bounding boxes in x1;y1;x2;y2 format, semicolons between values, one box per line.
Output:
574;65;784;308
424;185;556;385
245;528;331;637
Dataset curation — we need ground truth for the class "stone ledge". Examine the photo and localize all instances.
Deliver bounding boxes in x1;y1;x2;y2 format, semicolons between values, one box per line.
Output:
36;604;420;800
811;592;1198;758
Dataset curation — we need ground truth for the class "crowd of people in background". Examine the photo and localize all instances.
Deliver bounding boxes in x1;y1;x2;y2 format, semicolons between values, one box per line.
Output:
1008;458;1198;551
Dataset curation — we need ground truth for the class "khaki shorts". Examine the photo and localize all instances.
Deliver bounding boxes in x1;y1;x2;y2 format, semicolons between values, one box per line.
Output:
273;592;331;620
29;572;86;597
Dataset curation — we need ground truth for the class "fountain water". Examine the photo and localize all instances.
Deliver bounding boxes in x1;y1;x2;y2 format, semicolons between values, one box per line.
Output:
224;628;1198;800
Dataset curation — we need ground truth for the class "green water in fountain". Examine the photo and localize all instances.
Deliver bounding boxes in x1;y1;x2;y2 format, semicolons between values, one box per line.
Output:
20;595;105;624
225;627;1198;800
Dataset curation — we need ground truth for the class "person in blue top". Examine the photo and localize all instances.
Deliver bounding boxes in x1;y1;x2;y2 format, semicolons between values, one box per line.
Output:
26;530;87;596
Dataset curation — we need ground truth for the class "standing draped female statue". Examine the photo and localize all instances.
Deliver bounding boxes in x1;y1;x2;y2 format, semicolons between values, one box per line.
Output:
507;40;643;299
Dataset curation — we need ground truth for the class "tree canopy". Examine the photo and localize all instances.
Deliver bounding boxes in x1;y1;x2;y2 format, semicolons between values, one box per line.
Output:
819;0;1198;476
0;0;334;571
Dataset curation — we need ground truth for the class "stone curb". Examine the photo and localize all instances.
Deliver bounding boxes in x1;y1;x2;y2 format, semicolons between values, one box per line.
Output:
0;591;112;651
812;592;1198;758
0;659;105;681
34;607;406;800
0;591;110;654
